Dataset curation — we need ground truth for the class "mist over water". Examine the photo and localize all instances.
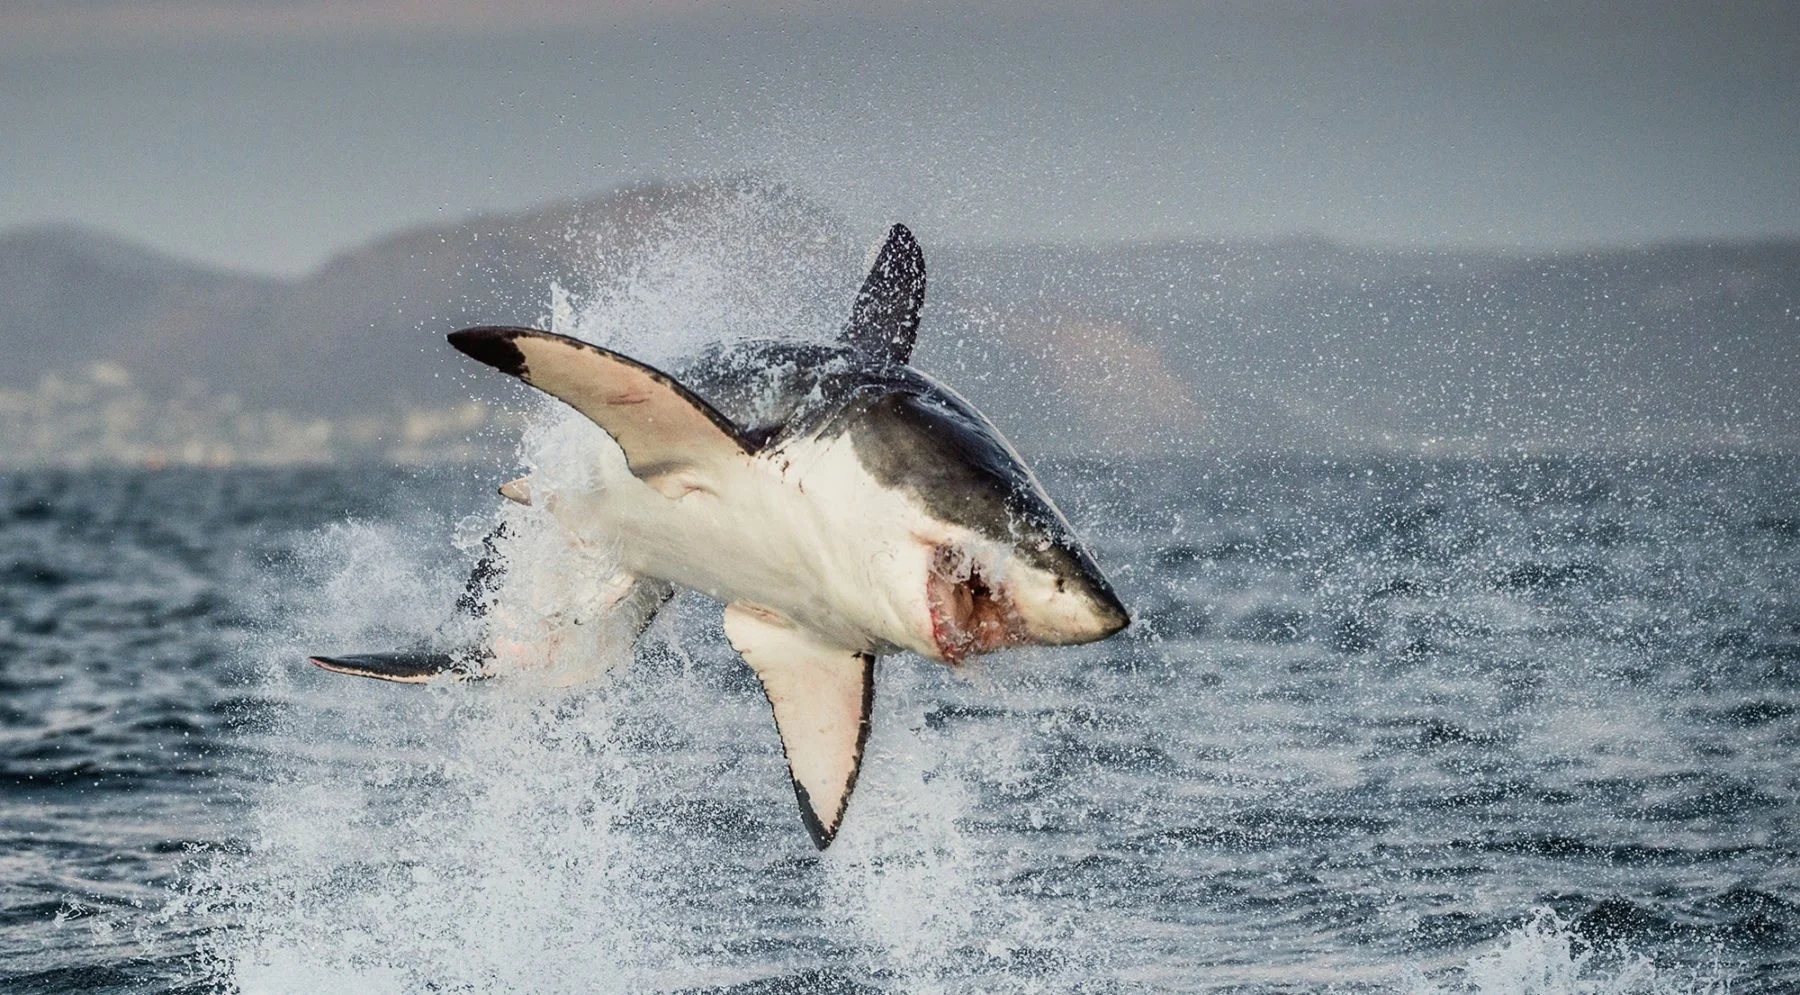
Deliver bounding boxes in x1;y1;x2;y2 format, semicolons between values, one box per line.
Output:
2;211;1796;993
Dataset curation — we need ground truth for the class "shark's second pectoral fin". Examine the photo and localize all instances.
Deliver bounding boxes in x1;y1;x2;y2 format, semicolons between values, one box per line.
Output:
449;326;754;499
723;604;876;849
498;476;532;505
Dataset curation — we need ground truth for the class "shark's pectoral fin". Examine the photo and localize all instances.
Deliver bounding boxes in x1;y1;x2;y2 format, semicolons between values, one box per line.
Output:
449;327;755;497
309;651;487;684
723;604;876;849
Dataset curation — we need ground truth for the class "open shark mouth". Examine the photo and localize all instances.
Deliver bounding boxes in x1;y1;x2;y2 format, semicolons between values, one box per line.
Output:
926;545;1027;663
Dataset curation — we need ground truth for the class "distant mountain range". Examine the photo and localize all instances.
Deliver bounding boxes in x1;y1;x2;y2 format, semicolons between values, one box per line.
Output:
3;178;1797;465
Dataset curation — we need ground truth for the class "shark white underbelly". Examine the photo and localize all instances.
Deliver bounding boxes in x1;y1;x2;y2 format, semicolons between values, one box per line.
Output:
542;426;937;659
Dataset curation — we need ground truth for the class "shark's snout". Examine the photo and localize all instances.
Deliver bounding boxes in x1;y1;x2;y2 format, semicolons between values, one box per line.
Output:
1023;548;1130;647
1071;570;1131;641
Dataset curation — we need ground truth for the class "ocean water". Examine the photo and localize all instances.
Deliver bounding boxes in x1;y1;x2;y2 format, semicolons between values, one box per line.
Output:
1;453;1796;993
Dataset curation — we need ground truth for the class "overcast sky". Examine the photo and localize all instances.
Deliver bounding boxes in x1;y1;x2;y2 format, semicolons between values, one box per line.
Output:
3;0;1796;275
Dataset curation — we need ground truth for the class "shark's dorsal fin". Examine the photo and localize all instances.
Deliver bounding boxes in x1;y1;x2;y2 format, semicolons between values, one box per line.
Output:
840;223;926;365
450;327;754;499
723;604;875;849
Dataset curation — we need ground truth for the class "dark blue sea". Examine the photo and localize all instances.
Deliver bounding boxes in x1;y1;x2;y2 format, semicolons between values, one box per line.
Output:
2;455;1797;993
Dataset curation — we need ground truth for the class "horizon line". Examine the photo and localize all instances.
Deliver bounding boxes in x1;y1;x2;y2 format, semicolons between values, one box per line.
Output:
7;189;1798;284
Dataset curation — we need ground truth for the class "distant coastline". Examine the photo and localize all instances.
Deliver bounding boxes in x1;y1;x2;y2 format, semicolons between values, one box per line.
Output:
4;180;1797;467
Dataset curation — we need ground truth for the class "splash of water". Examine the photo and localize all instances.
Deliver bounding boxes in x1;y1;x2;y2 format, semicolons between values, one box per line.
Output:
182;193;1058;992
555;181;856;364
1408;910;1730;995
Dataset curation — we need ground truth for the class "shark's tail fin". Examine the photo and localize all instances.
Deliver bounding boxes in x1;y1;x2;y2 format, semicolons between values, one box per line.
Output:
305;519;674;687
453;522;511;619
306;523;508;684
309;651;487;684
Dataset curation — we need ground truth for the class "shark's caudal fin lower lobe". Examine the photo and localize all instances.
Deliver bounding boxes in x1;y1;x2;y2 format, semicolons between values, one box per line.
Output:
307;523;503;685
308;652;483;684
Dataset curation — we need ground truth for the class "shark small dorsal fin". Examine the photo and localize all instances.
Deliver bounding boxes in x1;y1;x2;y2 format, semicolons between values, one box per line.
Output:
840;223;926;365
449;327;754;498
723;604;875;849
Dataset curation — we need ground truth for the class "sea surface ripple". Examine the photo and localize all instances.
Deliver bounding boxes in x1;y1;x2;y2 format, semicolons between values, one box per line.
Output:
0;456;1795;993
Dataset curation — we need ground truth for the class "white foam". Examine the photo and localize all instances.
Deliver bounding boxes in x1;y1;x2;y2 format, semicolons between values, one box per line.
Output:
187;193;863;991
1408;910;1730;995
214;687;661;993
823;669;985;985
553;186;854;364
821;662;1095;994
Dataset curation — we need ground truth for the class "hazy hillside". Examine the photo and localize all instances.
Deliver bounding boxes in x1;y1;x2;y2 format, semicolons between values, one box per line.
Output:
0;226;276;388
3;180;1797;465
2;180;837;411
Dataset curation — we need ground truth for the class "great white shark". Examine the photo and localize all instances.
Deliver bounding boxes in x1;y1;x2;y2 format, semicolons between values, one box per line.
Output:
310;225;1130;847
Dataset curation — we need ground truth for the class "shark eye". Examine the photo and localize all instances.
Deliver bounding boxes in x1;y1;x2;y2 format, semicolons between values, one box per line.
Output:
1054;576;1066;592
